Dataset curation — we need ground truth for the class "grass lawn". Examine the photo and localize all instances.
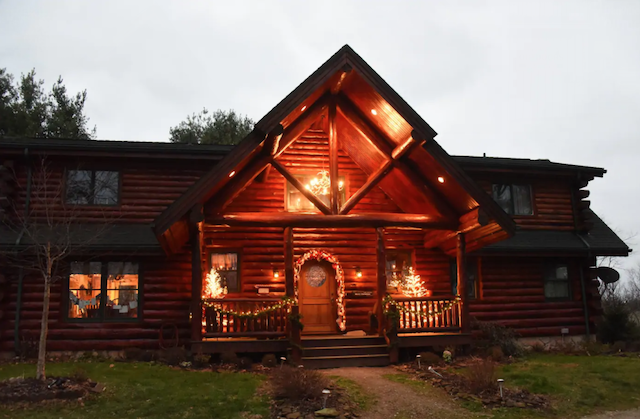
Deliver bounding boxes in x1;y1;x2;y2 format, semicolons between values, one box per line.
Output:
0;361;269;419
329;376;375;411
384;354;640;419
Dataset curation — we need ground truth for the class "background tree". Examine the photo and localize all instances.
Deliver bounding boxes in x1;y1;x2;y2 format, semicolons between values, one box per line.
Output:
169;109;253;145
0;68;95;139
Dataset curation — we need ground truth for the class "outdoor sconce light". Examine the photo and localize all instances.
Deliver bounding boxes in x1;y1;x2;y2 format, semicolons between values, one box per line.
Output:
273;269;279;279
322;389;331;409
355;267;363;278
497;378;504;399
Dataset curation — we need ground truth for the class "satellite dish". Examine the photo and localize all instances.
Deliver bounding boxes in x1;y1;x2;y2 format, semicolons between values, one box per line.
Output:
595;267;620;284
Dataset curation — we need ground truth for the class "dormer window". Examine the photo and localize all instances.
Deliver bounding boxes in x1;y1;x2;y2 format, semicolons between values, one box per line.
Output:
66;170;119;206
492;184;533;215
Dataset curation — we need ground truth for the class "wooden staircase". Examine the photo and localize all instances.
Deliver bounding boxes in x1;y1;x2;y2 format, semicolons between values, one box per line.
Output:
300;336;390;369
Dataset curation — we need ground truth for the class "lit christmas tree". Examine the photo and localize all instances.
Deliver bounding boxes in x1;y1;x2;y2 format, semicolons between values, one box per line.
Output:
400;267;428;297
202;268;227;299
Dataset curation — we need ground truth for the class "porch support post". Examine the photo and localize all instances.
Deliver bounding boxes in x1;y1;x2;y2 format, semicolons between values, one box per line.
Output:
376;227;386;335
189;205;204;342
284;227;294;297
456;233;470;333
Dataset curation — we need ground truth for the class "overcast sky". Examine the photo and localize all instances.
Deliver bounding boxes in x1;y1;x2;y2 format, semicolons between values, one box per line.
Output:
1;0;639;274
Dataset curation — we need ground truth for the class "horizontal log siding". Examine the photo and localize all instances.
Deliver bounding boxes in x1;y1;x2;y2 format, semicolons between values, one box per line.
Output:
476;178;576;231
471;256;595;337
0;255;192;353
226;127;402;213
10;162;206;223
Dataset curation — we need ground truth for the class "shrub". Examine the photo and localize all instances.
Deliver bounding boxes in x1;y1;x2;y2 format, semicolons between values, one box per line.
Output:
262;353;277;368
597;290;640;344
418;351;442;367
580;340;608;355
530;341;547;353
611;340;627;353
552;339;578;355
140;350;157;362
220;351;239;365
158;347;188;366
237;356;253;370
478;321;523;357
69;366;89;382
467;358;497;394
489;346;504;362
124;347;144;361
271;365;330;402
193;353;211;368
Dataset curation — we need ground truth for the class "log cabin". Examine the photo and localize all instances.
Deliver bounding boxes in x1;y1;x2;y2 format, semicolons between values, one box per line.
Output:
0;45;630;367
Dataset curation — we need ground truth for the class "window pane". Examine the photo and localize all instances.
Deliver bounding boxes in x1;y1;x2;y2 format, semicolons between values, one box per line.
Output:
211;253;239;292
66;170;92;204
555;266;568;280
106;262;139;318
512;185;533;215
94;171;119;205
286;176;345;212
220;271;238;292
545;281;569;299
492;184;512;214
385;251;412;287
68;262;102;319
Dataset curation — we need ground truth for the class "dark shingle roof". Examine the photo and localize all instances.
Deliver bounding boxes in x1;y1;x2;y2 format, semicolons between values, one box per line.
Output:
452;155;605;177
480;210;629;256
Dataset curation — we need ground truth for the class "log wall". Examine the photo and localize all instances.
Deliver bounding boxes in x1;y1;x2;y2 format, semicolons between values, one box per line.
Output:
0;254;193;353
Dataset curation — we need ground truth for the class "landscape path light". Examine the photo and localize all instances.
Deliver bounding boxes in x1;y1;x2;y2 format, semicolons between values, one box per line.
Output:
497;378;504;399
428;366;442;378
280;356;286;368
416;354;421;369
322;389;331;409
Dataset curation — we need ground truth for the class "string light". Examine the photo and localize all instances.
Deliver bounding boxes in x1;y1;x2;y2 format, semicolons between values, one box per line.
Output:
202;268;227;299
383;294;461;322
400;267;428;297
202;296;297;319
304;170;345;197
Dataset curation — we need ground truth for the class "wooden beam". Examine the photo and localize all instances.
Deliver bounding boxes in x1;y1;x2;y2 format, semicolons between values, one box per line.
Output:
271;159;332;215
190;218;203;342
424;230;456;249
330;64;352;94
208;212;457;229
391;133;420;160
376;227;386;335
329;101;339;214
284;227;294;297
274;92;331;158
336;94;456;217
257;124;284;183
458;207;490;233
339;158;393;215
456;233;470;333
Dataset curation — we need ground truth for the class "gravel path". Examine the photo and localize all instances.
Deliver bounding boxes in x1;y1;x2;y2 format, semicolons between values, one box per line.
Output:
581;409;640;419
325;367;473;419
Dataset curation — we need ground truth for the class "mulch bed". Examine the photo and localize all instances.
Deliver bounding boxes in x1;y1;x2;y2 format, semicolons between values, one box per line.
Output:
0;376;103;404
396;360;551;410
269;378;358;419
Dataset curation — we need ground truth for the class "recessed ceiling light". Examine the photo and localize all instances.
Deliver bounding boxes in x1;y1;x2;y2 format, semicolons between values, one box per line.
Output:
437;176;445;183
301;105;307;112
229;171;236;178
371;109;377;115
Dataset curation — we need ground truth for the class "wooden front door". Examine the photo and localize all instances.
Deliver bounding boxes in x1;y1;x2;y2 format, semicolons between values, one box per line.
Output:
299;260;336;334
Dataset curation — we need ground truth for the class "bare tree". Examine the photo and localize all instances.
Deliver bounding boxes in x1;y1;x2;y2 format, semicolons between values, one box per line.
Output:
1;157;118;380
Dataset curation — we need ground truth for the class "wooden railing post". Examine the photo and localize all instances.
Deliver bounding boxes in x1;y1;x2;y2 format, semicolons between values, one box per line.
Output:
376;227;386;335
288;305;302;364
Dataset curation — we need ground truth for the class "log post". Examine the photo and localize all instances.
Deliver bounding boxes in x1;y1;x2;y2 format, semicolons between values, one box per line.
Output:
284;227;294;297
386;304;399;364
376;227;386;335
456;233;470;333
189;206;204;342
289;304;302;364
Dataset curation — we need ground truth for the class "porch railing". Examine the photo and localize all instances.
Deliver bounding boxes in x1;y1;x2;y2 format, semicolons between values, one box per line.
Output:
388;295;461;333
202;298;290;338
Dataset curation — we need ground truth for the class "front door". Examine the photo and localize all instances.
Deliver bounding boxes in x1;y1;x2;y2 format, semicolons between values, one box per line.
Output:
299;260;336;334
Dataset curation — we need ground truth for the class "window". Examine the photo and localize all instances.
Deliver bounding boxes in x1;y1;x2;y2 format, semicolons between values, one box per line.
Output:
544;264;570;300
450;259;479;299
385;250;413;289
68;261;139;320
492;184;533;215
210;252;240;292
286;176;346;212
66;170;119;205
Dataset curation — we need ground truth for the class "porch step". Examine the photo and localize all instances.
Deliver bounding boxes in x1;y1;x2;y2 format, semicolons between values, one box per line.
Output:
302;354;390;369
303;344;388;358
301;336;386;348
